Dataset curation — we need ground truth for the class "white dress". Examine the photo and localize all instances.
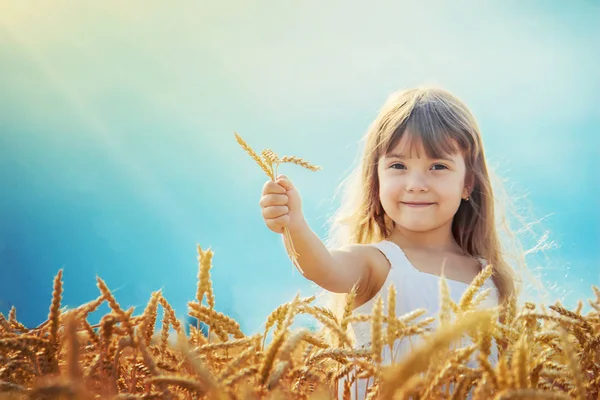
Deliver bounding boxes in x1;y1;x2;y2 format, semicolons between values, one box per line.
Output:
336;240;499;399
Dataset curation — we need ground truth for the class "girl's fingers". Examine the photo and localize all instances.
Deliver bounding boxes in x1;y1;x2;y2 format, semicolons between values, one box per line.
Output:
262;206;289;219
263;180;286;195
259;194;288;207
276;175;295;191
266;215;290;233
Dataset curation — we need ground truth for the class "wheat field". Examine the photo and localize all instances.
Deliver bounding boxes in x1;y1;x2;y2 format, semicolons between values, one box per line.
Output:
0;242;599;400
1;135;598;399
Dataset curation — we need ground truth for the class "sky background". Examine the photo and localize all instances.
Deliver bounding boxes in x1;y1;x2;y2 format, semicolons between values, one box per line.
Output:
0;1;598;334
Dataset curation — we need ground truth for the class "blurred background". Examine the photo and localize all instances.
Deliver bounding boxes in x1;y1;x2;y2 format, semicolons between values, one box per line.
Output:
0;1;598;334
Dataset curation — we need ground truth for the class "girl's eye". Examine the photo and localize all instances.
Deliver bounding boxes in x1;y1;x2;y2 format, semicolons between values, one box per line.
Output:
390;163;406;170
431;164;448;171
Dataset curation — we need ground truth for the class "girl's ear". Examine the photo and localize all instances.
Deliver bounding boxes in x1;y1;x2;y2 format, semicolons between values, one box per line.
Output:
463;173;475;198
462;187;470;200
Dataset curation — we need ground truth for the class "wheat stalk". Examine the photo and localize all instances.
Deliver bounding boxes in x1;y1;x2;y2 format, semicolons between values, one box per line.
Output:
234;132;321;275
3;241;600;399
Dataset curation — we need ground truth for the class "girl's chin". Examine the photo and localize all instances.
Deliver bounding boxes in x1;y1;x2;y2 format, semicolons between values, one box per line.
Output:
394;222;438;232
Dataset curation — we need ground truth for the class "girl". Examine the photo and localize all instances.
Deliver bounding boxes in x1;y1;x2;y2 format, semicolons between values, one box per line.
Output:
259;86;520;399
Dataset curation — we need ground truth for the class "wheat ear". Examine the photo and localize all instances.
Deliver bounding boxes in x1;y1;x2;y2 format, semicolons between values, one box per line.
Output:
234;132;321;275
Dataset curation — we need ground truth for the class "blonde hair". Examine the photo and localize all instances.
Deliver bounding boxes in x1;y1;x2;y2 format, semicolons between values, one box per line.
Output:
322;86;528;323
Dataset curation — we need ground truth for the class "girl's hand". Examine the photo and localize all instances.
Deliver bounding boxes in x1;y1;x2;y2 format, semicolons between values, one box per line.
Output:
259;175;304;234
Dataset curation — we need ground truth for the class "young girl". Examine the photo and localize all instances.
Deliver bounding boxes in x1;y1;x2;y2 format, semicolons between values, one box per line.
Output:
259;86;519;399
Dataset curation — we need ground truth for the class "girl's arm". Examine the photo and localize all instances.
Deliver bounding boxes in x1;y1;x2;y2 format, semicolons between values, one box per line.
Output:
287;219;374;295
261;175;375;297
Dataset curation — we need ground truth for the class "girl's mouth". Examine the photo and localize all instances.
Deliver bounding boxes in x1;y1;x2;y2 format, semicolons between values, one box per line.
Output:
401;202;435;208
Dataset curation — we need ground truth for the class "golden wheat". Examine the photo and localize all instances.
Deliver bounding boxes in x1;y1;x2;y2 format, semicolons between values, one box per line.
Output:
234;132;321;276
196;244;215;310
0;246;598;400
340;284;358;344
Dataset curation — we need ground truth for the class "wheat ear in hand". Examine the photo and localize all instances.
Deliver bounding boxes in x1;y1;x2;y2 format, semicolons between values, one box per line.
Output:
234;132;321;274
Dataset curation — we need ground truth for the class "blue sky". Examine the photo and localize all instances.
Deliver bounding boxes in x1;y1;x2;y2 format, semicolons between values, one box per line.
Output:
0;1;598;334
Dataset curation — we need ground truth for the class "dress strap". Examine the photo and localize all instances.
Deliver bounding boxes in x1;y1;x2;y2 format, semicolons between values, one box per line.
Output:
369;240;410;271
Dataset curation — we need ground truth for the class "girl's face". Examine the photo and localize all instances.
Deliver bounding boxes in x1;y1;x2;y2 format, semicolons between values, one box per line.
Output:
377;135;471;234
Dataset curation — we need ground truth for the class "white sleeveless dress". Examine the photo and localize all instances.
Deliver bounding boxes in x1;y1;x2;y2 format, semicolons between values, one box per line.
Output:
336;240;499;399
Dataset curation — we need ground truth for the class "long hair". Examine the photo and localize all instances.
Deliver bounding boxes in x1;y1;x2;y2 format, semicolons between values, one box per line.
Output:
323;87;525;322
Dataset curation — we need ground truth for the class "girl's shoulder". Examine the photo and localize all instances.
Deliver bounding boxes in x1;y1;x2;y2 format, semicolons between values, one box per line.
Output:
335;242;391;267
334;243;394;308
337;241;407;273
351;242;401;307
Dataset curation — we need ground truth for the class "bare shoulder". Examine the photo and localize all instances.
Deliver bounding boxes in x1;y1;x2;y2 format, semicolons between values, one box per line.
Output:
332;243;392;307
333;243;389;270
334;243;380;256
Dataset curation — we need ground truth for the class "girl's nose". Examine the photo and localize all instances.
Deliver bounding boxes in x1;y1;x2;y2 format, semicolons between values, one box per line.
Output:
405;172;429;192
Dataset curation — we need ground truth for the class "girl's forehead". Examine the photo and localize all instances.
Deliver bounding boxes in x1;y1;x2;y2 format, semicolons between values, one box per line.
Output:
383;133;462;159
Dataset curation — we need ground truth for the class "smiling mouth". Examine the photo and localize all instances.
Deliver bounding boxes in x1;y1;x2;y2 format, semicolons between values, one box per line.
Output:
401;202;435;207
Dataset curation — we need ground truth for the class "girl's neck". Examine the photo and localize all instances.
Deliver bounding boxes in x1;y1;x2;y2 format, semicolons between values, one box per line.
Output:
388;223;462;253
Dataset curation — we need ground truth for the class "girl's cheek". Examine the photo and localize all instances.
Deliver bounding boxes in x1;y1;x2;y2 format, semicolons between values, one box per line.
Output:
379;182;395;197
387;180;404;193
